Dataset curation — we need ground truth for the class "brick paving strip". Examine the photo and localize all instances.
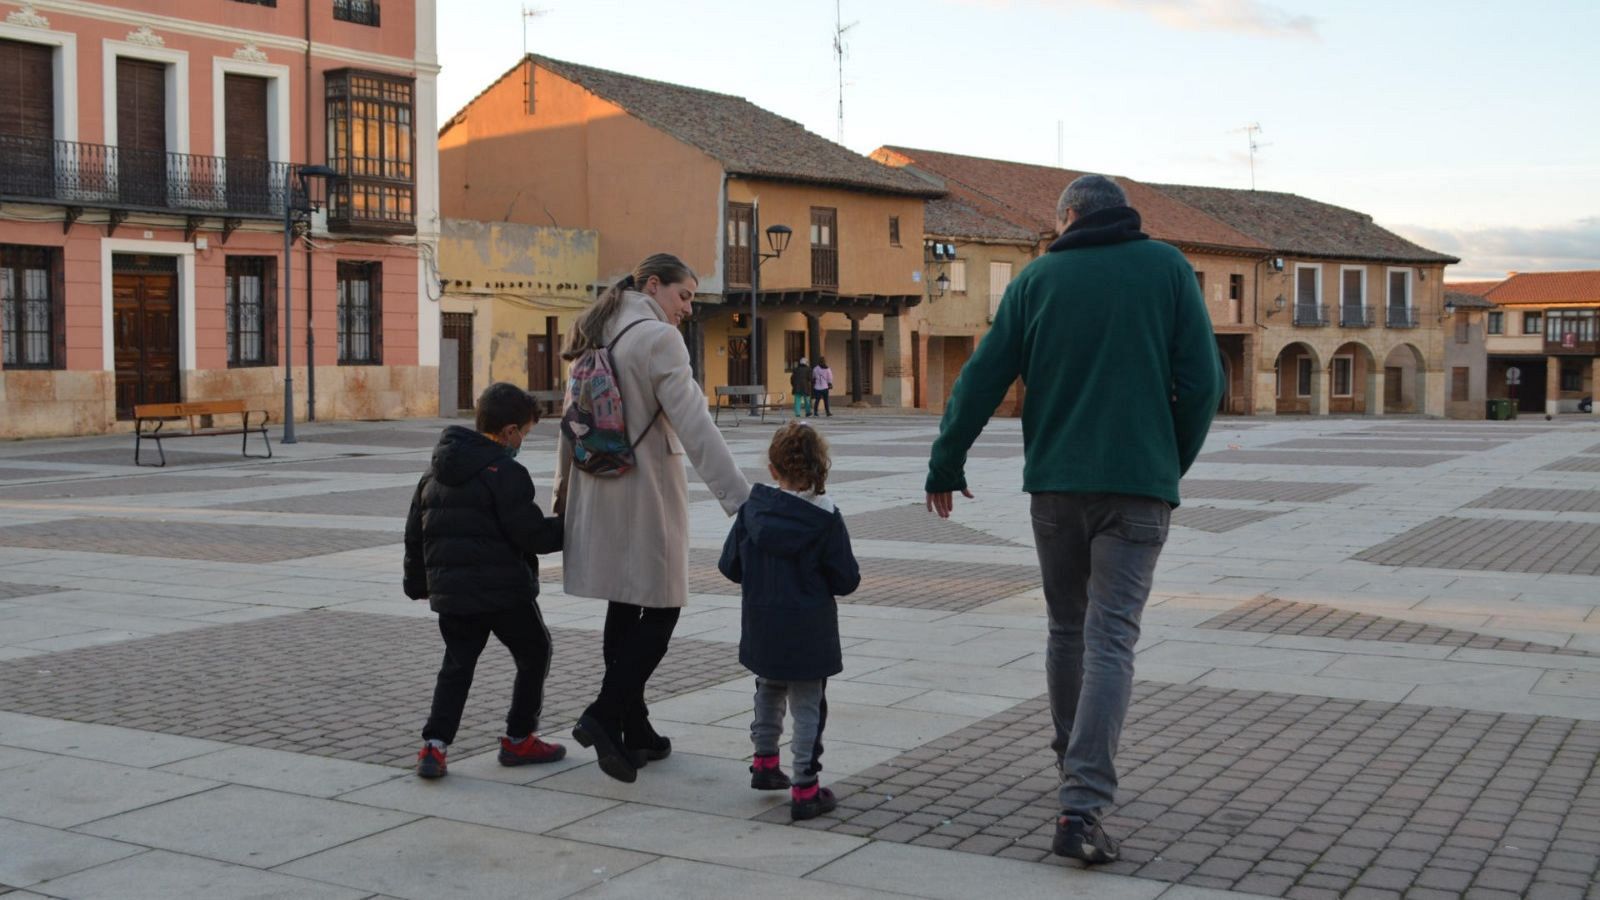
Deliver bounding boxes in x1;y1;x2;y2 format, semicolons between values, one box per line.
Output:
1466;487;1600;514
1353;516;1600;577
1172;506;1286;533
1542;455;1600;474
1198;450;1463;468
1201;597;1600;658
0;467;78;482
1266;438;1508;453
0;609;747;768
0;474;319;502
550;548;1042;612
780;683;1600;899
846;503;1025;546
0;581;65;601
0;517;398;564
214;485;419;517
7;448;252;468
1179;479;1365;503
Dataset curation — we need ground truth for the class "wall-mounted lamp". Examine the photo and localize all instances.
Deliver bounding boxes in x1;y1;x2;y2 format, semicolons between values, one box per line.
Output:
1270;257;1284;272
1417;269;1427;282
932;271;951;300
925;241;957;262
1437;299;1455;322
1272;294;1286;314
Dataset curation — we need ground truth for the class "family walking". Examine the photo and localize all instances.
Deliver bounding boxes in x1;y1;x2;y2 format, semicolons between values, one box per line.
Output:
403;174;1221;856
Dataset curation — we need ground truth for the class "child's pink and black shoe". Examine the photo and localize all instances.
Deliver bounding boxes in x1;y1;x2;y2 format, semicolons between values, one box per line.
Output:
749;754;791;791
789;781;837;820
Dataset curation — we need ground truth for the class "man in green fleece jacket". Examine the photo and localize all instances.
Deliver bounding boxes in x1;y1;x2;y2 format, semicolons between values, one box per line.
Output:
925;174;1222;865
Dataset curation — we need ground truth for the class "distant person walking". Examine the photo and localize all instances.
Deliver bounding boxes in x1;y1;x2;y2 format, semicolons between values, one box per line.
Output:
790;357;813;417
719;422;860;820
811;358;835;417
556;253;751;784
924;175;1222;864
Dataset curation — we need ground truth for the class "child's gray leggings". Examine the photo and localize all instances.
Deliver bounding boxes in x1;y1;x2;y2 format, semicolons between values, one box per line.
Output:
751;677;828;784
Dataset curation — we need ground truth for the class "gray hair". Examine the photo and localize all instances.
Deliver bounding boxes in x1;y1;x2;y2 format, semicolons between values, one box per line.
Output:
1057;174;1128;223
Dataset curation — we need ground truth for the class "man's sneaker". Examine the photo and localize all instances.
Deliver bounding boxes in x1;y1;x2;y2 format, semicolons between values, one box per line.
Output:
1053;814;1120;864
750;755;792;791
790;783;837;821
498;734;567;767
416;743;447;779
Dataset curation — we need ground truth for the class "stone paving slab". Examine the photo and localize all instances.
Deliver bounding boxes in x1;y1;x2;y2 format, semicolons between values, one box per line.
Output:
846;503;1024;546
0;582;64;602
262;456;434;474
1542;455;1600;473
1198;450;1462;468
295;428;446;449
1177;480;1364;503
0;517;398;563
1266;438;1506;452
0;610;747;767
1353;516;1600;577
28;849;371;900
1584;441;1600;455
0;467;72;482
785;684;1600;899
214;485;418;518
551;549;1042;612
6;447;247;468
1466;487;1600;514
1201;597;1597;657
0;473;317;501
827;442;1022;459
1172;507;1287;534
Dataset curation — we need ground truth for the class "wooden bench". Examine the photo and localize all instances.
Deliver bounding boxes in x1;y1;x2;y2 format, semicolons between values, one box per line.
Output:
713;385;788;426
133;399;272;467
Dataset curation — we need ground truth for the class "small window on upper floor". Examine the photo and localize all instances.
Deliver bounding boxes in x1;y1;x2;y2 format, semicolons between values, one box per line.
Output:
1523;312;1543;335
1487;311;1504;334
888;216;901;247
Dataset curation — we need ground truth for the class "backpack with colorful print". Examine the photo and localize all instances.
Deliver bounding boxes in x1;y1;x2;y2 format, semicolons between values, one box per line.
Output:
561;318;661;477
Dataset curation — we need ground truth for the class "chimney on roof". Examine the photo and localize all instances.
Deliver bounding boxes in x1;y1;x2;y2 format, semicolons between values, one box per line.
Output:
1506;271;1519;277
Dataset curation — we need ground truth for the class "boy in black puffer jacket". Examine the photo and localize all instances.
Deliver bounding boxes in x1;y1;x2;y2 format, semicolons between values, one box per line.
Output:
405;383;565;778
718;422;860;820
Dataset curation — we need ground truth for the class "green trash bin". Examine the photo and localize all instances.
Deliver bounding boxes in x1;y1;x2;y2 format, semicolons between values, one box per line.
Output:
1505;399;1518;420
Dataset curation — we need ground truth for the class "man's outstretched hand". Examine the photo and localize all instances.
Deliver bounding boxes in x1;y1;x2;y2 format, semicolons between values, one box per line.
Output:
925;489;974;519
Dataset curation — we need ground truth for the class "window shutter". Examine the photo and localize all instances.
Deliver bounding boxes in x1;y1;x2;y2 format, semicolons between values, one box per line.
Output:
370;262;383;364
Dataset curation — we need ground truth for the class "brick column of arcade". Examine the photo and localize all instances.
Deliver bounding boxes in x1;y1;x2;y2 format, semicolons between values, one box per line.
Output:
881;308;913;409
1546;356;1561;417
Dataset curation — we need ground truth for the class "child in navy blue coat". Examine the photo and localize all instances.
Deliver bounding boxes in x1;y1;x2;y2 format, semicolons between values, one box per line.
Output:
718;422;860;820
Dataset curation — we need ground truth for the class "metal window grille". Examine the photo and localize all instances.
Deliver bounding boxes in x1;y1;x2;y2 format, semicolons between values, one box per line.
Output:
0;248;53;368
226;257;267;365
337;262;379;364
333;0;380;25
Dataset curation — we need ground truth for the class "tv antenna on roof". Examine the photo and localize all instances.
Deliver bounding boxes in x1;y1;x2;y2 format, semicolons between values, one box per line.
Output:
522;6;548;56
833;0;858;143
1230;122;1271;190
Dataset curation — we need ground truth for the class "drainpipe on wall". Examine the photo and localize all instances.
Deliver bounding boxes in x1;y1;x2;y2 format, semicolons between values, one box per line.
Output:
304;0;317;420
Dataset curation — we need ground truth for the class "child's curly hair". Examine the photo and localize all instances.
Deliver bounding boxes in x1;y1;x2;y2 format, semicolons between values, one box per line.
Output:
768;422;830;495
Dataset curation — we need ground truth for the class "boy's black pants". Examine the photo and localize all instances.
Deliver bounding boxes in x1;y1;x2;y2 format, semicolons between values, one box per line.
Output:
422;604;551;745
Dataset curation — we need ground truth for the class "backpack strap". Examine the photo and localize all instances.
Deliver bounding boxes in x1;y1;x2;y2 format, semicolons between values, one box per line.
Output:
607;316;665;449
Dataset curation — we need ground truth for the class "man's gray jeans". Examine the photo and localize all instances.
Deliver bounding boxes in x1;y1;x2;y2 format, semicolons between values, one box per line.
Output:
1031;491;1169;818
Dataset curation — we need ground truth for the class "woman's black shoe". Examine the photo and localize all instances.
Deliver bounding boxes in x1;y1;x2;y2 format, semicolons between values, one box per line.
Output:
573;712;637;783
623;707;672;766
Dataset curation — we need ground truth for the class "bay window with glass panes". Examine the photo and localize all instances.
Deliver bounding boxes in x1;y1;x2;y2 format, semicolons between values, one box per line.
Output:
326;69;416;234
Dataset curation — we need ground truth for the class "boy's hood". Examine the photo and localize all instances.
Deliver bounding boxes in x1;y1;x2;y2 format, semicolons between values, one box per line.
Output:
431;425;513;486
743;484;837;558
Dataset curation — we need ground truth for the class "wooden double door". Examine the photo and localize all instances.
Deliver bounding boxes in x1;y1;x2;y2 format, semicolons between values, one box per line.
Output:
113;255;179;419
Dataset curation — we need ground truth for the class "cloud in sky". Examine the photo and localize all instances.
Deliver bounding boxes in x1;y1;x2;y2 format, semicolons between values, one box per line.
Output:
959;0;1320;39
1394;218;1600;281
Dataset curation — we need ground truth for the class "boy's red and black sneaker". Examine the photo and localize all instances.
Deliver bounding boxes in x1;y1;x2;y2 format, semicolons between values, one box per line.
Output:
416;743;447;779
1053;813;1120;864
498;734;567;766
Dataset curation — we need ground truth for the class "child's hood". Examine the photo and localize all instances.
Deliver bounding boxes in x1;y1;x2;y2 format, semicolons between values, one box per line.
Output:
742;483;838;558
430;424;515;486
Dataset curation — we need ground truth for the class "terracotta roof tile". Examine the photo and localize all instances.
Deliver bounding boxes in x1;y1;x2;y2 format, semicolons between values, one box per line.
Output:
1149;183;1459;265
531;57;940;198
1441;280;1503;296
878;146;1264;250
1483;271;1600;305
923;197;1038;243
1444;291;1496;309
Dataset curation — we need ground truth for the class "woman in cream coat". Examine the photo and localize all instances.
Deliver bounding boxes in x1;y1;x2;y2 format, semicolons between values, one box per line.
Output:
555;253;750;783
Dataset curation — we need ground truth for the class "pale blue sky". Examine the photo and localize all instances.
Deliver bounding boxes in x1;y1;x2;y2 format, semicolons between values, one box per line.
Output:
437;0;1600;279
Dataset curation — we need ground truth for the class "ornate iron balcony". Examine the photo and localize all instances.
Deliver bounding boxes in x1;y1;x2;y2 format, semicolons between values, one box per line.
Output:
333;0;380;26
1341;305;1375;327
1293;303;1328;327
0;135;290;218
1386;306;1420;328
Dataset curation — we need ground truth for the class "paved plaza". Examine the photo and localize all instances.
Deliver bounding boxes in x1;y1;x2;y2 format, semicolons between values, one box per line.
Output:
1;410;1599;899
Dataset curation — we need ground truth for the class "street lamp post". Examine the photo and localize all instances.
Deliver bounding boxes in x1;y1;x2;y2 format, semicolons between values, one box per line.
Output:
746;203;792;416
280;164;337;444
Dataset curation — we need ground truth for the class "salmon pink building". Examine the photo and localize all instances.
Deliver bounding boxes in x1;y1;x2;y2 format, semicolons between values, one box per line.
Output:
0;0;440;438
